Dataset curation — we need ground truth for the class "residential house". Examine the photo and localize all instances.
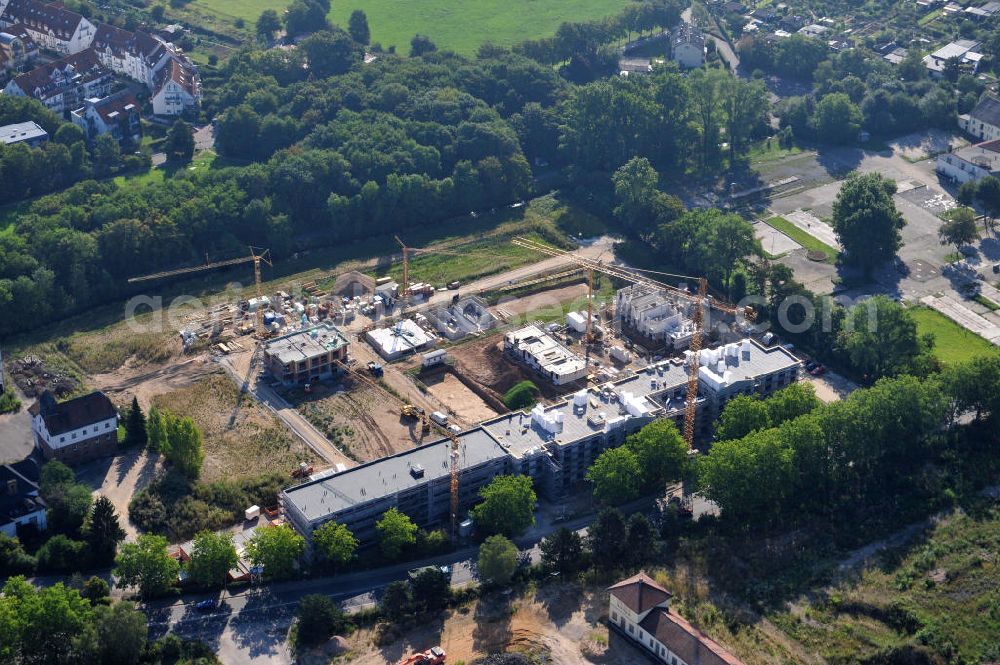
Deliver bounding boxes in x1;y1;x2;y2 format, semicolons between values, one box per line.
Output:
0;0;96;55
936;139;1000;184
150;55;199;116
609;572;746;665
959;94;1000;141
3;47;111;115
0;453;46;537
0;23;37;76
0;119;46;145
923;39;983;77
29;390;119;464
798;23;829;39
71;90;140;146
671;22;705;69
778;14;807;32
91;24;168;87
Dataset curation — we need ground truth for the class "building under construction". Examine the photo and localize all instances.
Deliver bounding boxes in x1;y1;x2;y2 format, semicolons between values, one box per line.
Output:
262;323;350;386
615;284;698;350
280;338;801;546
504;325;588;386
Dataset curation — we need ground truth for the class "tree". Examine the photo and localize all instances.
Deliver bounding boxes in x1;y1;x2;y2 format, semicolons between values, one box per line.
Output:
124;396;147;448
296;594;346;644
146;406;168;453
36;534;87;572
114;534;179;598
81;576;110;605
0;577;98;664
256;9;281;41
957;179;978;207
589;507;627;570
284;0;329;38
0;534;35;574
898;48;926;82
624;420;689;491
188;530;238;588
376;507;417;560
714;395;771;441
313;522;357;568
765;382;820;425
942;355;1000;425
477;534;518;586
92;133;121;170
163;120;194;162
976;175;1000;221
39;461;92;535
245;524;304;580
410;567;451;611
721;76;769;159
469;474;536;537
410;34;437;57
53;123;85;146
624;513;655;566
93;600;147;665
832;172;905;275
540;527;584;575
813;93;862;145
85;495;126;565
380;580;411;621
836;296;926;381
348;9;370;44
939;207;978;251
302;29;361;78
586;446;641;504
612;156;661;234
688;68;725;166
165;415;204;478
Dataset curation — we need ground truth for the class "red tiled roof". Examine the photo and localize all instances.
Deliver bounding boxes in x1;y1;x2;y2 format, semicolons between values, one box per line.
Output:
639;608;746;665
1;23;40;52
89;90;139;124
92;24;165;65
154;55;197;97
11;47;106;99
608;571;672;615
3;0;84;39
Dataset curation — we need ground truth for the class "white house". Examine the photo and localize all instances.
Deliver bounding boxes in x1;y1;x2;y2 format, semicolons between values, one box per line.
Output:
29;390;119;465
0;455;46;537
609;572;745;665
959;94;1000;141
0;0;96;55
151;55;199;116
671;22;705;68
71;90;141;146
936;139;1000;185
91;24;168;88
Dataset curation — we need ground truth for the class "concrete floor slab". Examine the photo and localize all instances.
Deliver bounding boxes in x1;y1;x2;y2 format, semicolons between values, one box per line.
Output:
754;221;801;256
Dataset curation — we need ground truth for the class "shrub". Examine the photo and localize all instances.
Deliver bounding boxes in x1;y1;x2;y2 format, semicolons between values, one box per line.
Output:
503;380;540;410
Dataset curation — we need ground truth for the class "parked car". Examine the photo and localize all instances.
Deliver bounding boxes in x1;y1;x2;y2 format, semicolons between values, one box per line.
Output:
809;364;826;376
195;599;216;612
804;360;818;371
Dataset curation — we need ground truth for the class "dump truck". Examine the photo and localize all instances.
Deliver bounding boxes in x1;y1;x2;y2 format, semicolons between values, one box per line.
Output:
397;646;446;665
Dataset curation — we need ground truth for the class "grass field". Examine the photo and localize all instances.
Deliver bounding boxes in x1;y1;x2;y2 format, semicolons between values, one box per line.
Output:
764;216;839;264
768;508;1000;664
910;306;999;365
184;0;633;54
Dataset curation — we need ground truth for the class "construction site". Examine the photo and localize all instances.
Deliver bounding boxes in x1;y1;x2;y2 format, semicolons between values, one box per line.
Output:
5;227;799;552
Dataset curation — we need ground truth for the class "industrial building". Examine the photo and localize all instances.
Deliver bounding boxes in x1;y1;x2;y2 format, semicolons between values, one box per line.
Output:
262;323;350;386
366;319;437;361
424;296;496;341
280;338;800;545
504;325;588;386
615;284;697;350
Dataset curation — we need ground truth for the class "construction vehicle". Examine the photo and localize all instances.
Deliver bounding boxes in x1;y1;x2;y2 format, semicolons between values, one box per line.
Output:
367;361;384;378
398;646;446;665
291;462;314;478
400;404;425;419
510;236;754;450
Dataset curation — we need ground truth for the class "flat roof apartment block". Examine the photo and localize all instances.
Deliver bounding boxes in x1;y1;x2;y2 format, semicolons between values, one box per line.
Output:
504;325;588;385
366;319;436;361
262;323;349;385
279;338;800;544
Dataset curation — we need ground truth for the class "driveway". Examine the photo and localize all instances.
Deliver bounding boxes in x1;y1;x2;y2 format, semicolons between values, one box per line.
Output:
0;385;35;463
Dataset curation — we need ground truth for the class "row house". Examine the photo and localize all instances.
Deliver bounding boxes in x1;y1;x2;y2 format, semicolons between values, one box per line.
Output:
3;47;111;115
91;24;168;88
71;89;141;147
0;0;95;54
0;23;38;76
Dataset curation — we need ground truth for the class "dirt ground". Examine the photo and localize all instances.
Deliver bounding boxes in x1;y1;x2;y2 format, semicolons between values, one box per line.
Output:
495;282;590;320
153;371;316;482
803;371;859;403
448;334;557;400
89;352;213;409
420;372;499;425
343;584;652;665
77;448;160;540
